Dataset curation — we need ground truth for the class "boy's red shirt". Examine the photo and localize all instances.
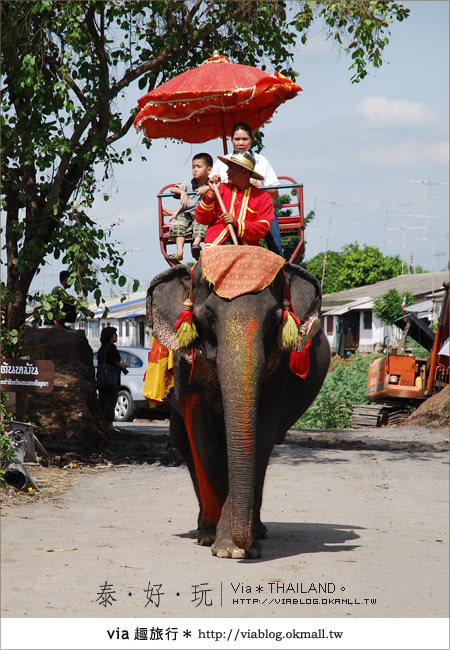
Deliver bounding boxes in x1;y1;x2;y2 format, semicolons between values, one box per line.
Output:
195;182;273;247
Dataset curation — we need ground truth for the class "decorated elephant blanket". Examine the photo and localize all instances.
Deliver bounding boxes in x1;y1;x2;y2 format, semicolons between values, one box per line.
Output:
200;246;285;299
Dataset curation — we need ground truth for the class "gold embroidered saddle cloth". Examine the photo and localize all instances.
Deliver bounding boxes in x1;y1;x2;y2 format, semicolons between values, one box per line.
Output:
200;246;285;299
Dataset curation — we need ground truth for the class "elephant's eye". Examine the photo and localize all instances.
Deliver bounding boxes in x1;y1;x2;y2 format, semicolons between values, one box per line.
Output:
204;306;217;327
267;307;282;330
197;306;217;342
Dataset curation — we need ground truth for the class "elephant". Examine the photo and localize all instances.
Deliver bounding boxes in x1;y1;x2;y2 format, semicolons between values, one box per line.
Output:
147;246;330;559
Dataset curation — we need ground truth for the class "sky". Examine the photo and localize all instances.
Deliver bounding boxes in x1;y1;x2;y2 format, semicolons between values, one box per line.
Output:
31;0;449;298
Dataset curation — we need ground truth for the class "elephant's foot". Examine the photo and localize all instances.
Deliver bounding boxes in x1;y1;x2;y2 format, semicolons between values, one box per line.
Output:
197;522;216;547
211;535;261;559
210;498;262;558
253;520;268;540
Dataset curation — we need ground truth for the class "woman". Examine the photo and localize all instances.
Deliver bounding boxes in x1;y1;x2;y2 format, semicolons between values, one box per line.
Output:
210;122;283;255
97;326;127;432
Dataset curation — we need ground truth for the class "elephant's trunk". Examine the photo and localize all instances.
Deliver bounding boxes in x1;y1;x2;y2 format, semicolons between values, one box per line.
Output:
217;316;263;550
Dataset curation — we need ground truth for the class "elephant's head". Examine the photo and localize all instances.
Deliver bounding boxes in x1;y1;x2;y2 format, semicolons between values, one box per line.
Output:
148;247;324;550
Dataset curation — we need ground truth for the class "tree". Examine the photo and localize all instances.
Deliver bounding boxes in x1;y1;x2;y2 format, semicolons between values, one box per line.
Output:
306;243;405;294
1;0;410;348
373;288;414;325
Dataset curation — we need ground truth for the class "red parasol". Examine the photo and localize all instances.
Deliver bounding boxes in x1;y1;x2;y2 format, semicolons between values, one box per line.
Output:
134;53;301;153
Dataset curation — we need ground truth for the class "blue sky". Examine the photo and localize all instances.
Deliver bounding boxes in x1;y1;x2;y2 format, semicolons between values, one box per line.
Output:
32;0;449;296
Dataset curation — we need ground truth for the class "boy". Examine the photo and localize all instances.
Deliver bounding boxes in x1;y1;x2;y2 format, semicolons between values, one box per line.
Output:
167;153;213;262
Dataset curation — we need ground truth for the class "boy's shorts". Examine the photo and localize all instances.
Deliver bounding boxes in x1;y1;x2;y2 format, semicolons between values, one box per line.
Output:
169;209;207;239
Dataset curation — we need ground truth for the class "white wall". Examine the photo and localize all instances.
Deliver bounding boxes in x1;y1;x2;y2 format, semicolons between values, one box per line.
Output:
323;310;404;354
75;317;151;350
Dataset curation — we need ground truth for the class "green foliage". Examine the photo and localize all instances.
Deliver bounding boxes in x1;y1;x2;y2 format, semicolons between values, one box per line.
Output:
1;0;410;348
306;243;406;294
408;339;429;359
294;353;382;429
373;289;415;325
297;1;410;83
0;391;15;489
0;434;15;490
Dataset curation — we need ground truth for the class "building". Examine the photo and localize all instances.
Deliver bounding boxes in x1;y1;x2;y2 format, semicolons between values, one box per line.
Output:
73;270;448;355
74;291;150;350
321;271;448;356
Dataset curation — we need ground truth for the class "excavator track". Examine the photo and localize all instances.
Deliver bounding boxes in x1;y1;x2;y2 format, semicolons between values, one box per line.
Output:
351;403;411;428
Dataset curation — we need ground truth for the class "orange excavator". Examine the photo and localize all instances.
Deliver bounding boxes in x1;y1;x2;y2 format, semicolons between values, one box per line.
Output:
367;282;449;402
352;282;448;428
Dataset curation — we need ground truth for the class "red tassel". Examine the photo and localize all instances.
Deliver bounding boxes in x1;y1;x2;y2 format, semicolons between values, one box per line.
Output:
282;308;300;326
289;341;312;378
173;309;194;330
173;299;198;347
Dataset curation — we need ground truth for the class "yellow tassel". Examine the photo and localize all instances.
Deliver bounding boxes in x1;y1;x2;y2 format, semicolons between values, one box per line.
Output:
175;319;198;348
277;299;300;350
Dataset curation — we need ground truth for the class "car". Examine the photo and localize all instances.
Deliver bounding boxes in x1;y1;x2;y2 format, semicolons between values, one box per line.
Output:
93;345;171;422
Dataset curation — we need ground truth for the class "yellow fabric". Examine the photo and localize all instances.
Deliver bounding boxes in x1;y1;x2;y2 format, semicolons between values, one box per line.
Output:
143;337;174;406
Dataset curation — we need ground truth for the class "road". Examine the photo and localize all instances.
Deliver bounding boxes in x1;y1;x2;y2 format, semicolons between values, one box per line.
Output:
1;424;448;620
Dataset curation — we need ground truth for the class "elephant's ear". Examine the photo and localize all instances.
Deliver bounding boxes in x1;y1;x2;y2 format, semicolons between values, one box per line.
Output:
147;265;192;351
284;263;322;351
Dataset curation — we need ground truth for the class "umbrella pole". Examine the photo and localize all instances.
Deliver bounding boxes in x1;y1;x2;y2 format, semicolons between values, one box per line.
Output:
211;183;239;246
220;110;228;154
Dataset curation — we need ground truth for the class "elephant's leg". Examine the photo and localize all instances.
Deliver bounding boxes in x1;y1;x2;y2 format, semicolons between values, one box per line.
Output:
211;496;262;559
169;408;206;529
172;396;228;546
252;442;275;540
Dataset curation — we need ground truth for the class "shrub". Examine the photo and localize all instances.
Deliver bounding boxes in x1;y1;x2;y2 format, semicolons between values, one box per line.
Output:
294;353;382;429
373;289;415;325
0;433;15;490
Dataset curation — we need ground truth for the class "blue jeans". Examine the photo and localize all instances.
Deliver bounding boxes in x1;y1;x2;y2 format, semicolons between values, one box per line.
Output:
265;215;283;256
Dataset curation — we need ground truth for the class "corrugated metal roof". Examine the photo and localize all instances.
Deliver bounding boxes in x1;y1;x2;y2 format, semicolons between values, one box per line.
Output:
325;297;372;315
322;271;448;306
90;292;147;319
405;299;434;314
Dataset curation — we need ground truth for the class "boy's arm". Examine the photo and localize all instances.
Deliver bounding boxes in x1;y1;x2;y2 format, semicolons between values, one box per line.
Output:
169;184;189;208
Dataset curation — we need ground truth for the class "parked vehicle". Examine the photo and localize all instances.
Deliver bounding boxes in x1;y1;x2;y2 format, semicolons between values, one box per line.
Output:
93;346;171;422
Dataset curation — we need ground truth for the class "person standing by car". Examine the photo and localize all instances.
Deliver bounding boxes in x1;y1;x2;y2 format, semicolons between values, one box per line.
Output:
97;326;127;432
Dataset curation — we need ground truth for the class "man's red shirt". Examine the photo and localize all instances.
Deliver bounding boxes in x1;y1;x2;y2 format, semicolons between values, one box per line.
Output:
195;182;273;247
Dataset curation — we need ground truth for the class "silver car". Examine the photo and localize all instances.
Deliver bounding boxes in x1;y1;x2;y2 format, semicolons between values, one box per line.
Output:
93;345;170;422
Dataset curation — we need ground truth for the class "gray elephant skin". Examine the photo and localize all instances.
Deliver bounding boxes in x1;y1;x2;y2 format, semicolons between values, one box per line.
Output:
147;256;330;559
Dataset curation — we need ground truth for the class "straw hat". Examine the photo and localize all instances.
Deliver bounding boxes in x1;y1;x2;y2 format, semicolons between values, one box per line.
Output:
217;151;264;181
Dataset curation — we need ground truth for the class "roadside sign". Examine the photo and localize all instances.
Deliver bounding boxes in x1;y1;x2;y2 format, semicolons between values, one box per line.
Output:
0;359;55;394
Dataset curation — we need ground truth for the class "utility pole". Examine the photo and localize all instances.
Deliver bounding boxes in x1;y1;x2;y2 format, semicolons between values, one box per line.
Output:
316;198;358;289
409;179;448;289
385;213;439;274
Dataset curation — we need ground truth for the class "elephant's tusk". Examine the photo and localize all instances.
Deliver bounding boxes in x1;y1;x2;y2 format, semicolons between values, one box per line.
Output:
304;317;321;346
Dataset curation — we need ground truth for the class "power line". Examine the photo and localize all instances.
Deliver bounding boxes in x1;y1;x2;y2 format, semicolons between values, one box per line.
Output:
315;198;357;288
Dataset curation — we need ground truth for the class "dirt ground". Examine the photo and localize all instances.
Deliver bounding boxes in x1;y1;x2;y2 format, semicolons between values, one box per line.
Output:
405;385;449;427
1;423;449;621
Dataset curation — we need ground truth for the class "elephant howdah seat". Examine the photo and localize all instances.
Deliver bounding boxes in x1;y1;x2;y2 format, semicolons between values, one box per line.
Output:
157;176;305;267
